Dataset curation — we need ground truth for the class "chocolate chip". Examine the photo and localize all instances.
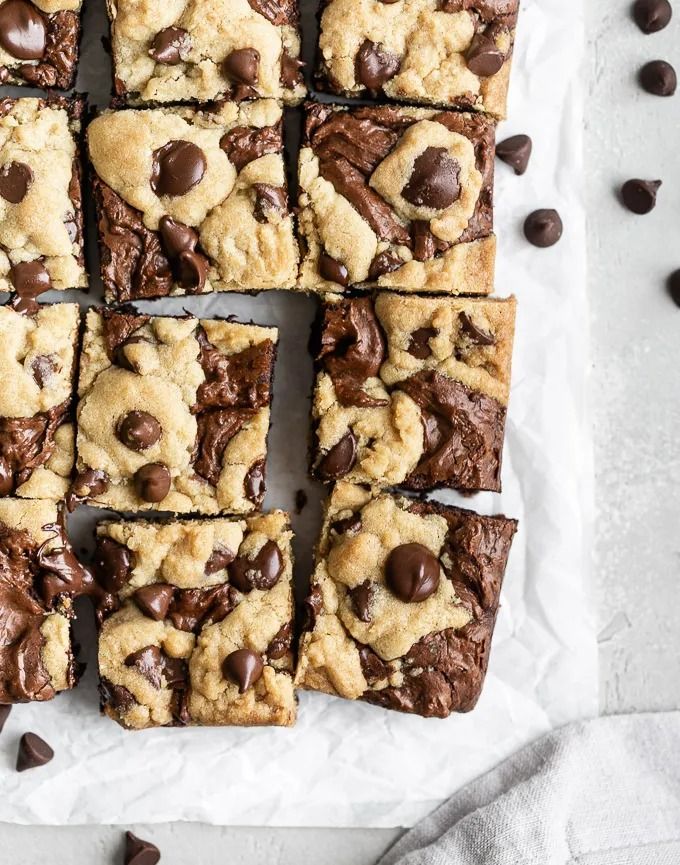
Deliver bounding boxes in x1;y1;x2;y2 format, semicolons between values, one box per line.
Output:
621;179;661;214
31;354;56;387
0;160;33;203
408;327;437;359
633;0;672;33
150;140;206;197
459;311;495;345
149;26;190;64
158;215;208;292
167;584;236;631
355;39;400;92
402;147;460;210
466;32;504;77
266;621;292;660
228;540;283;592
0;704;11;734
124;831;161;865
125;645;164;688
244;459;265;503
0;0;46;60
133;583;175;620
667;270;680;307
496;134;532;176
16;732;53;772
523;209;563;248
223;47;260;85
93;536;134;593
639;60;677;96
280;49;304;87
319;252;349;286
66;468;109;511
294;488;307;514
331;514;362;536
205;545;235;575
222;648;263;693
117;411;162;451
134;463;171;503
9;259;51;312
0;458;12;496
350;580;375;623
100;679;136;715
385;542;440;603
253;183;287;223
368;250;402;280
317;431;357;480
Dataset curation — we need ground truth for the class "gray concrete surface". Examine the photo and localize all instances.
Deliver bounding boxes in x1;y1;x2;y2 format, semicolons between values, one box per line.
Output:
3;1;680;862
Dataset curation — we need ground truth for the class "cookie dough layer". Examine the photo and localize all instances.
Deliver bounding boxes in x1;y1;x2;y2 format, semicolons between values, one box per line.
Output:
0;0;82;88
297;102;495;295
317;0;518;118
312;293;515;493
88;100;298;302
0;97;86;294
73;307;277;515
95;511;296;729
108;0;304;105
295;483;517;718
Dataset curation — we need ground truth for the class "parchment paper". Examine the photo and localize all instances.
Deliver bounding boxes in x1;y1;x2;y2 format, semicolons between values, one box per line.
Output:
0;0;594;828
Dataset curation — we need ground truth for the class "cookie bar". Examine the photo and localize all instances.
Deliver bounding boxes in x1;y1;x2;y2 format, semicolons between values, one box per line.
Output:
297;103;495;295
0;302;79;500
295;483;517;718
88;100;298;302
0;97;86;298
94;511;296;728
311;293;515;493
0;0;81;88
108;0;305;106
72;307;277;515
316;0;519;118
0;499;89;703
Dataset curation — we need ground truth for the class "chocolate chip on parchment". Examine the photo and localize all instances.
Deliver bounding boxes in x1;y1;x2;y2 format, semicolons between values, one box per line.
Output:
632;0;672;33
523;209;563;248
16;732;54;772
124;831;161;865
621;178;661;214
639;60;677;95
496;135;532;176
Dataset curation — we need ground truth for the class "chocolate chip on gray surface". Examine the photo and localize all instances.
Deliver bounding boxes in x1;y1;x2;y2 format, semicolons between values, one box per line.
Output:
294;488;308;514
621;178;661;214
150;140;206;197
124;831;161;865
223;47;260;85
386;542;440;603
496;134;532;175
0;160;33;202
639;60;677;96
149;26;190;64
16;732;54;771
523;208;563;247
0;704;11;733
222;648;264;693
667;270;680;307
355;39;400;92
632;0;672;33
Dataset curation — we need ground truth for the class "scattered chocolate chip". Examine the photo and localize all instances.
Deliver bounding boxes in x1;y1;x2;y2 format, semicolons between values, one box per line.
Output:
93;536;134;593
368;250;402;280
523;209;563;248
319;252;349;286
402;147;460;210
294;488;307;514
350;580;375;623
100;679;136;715
125;645;164;688
253;182;287;222
30;354;56;387
0;704;11;734
149;26;190;64
408;327;437;359
466;32;504;77
134;463;171;503
222;648;264;693
496;134;532;176
331;514;362;536
280;49;304;87
244;459;265;503
667;270;680;307
317;431;357;480
117;411;162;451
459;311;495;345
16;732;53;772
639;59;677;95
0;160;33;203
205;545;235;575
124;831;161;865
66;468;109;511
9;259;51;313
633;0;672;33
355;39;400;92
358;644;391;683
168;584;236;632
223;47;260;85
133;583;175;620
229;540;283;592
150;140;206;197
266;621;293;660
385;542;440;603
0;0;46;60
621;178;661;214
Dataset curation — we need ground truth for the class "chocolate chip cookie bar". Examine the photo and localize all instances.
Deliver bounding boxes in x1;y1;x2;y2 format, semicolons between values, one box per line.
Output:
72;307;277;515
316;0;519;119
0;97;86;299
0;302;79;500
312;293;515;493
295;482;517;718
88;100;298;302
107;0;305;106
297;103;495;295
94;511;296;728
0;499;90;703
0;0;82;88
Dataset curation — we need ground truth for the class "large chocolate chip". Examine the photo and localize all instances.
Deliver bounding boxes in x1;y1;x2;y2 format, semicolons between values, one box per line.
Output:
639;60;677;96
0;160;33;203
350;580;375;623
125;645;164;688
124;831;161;865
150;140;206;197
16;732;54;772
319;252;349;286
223;47;260;85
621;179;661;214
466;32;504;77
459;311;495;345
667;270;680;307
0;0;46;60
385;542;440;603
9;259;51;311
402;147;460;210
222;648;263;693
134;463;171;503
149;26;190;64
407;327;437;359
117;411;162;451
496;135;532;176
0;704;11;733
133;583;175;620
355;39;400;92
523;209;563;248
93;536;133;593
228;539;283;592
244;459;265;503
317;431;357;480
633;0;672;33
205;544;235;574
368;250;402;280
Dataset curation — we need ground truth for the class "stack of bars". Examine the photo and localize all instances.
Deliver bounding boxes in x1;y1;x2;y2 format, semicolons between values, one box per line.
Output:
0;0;520;728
